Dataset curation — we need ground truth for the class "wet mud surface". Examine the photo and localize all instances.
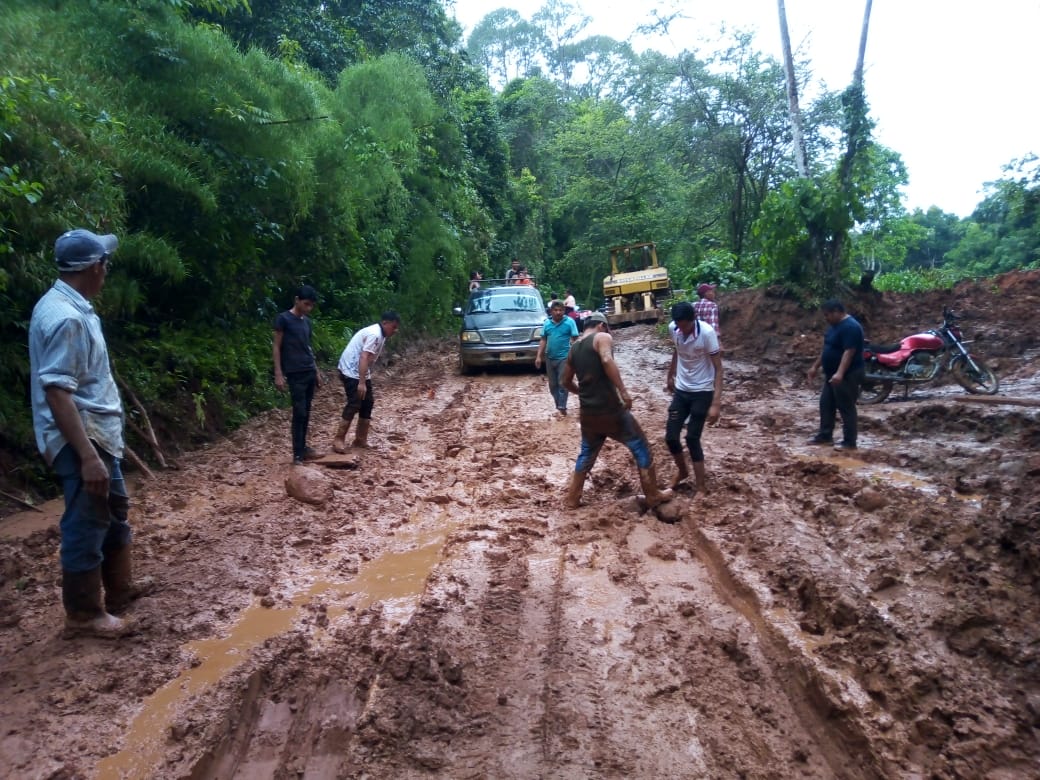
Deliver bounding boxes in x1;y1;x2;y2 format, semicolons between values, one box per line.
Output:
2;271;1039;778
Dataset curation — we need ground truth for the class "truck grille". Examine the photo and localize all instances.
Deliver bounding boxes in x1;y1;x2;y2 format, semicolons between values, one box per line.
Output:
482;327;532;345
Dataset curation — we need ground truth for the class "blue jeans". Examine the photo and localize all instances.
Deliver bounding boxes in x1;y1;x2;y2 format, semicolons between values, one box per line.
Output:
574;410;652;472
52;443;132;572
546;357;569;411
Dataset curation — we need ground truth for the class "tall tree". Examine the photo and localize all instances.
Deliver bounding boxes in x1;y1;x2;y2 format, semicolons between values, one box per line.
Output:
776;0;807;177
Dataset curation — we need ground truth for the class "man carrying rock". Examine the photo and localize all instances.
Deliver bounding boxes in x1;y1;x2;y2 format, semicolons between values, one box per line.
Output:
561;312;672;509
29;229;149;637
332;312;401;452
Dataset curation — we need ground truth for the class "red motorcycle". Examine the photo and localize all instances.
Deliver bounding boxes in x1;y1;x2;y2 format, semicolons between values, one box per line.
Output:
858;307;999;404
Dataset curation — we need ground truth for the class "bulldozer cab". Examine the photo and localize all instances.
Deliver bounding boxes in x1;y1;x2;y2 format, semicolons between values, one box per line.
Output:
603;242;670;326
609;243;659;275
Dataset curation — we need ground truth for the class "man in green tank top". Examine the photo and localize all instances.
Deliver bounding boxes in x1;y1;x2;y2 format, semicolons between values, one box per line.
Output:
561;312;673;509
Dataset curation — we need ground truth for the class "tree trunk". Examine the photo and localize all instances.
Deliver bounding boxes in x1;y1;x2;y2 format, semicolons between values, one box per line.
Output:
777;0;808;177
853;0;873;88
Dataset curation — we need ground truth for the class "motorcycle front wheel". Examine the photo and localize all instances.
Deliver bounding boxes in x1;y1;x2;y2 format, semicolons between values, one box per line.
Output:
951;356;999;395
858;378;892;404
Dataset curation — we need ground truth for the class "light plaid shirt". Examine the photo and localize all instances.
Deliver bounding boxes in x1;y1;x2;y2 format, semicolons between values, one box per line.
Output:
693;298;720;334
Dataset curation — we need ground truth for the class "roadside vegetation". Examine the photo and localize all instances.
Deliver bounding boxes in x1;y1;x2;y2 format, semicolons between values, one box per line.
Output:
1;0;1037;492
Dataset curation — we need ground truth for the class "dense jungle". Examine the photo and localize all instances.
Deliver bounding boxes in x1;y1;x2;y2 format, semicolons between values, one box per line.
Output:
2;2;1040;778
1;0;1037;499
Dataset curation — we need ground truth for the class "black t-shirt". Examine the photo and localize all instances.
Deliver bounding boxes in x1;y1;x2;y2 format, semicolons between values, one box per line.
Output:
822;315;865;374
274;310;316;374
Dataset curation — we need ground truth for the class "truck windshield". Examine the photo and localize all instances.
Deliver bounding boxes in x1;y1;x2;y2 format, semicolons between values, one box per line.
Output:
467;290;543;314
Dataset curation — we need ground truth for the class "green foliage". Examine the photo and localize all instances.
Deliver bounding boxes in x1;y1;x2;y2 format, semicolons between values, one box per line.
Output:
680;250;755;294
754;175;856;291
872;266;971;294
2;0;1038;496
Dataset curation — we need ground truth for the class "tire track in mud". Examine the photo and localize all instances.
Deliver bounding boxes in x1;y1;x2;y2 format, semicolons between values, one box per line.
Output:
185;340;875;778
5;305;1040;778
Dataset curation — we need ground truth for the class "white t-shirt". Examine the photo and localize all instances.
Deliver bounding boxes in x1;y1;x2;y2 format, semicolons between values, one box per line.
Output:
669;320;720;392
337;323;386;379
563;294;577;309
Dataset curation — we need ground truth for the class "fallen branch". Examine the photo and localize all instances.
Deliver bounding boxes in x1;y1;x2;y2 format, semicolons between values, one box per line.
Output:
116;375;168;468
0;489;42;512
123;445;156;480
954;395;1040;408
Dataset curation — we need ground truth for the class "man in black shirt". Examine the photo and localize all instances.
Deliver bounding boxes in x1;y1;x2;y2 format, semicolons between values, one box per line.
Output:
807;299;865;450
273;285;322;464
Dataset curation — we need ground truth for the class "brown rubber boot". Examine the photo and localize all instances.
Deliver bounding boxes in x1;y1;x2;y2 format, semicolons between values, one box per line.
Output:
331;419;352;454
639;466;674;508
563;470;587;509
101;543;155;614
669;452;690;489
692;461;709;494
352;418;372;449
63;568;131;638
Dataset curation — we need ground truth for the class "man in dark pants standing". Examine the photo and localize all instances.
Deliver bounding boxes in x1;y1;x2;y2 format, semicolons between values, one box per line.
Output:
807;299;865;450
273;285;322;464
665;301;723;493
30;228;149;637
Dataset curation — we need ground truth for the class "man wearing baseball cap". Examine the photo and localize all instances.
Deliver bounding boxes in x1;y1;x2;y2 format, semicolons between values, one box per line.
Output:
560;311;672;509
29;228;147;637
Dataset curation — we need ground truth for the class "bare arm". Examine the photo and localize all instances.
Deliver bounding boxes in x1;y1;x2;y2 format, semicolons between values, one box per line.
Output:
273;330;286;391
708;353;723;423
595;333;631;410
355;350;374;399
807;353;823;383
45;386;109;497
535;336;547;369
562;357;579;395
666;349;678;392
829;347;856;385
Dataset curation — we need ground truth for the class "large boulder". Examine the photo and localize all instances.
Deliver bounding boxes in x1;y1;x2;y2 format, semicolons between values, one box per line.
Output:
285;465;334;506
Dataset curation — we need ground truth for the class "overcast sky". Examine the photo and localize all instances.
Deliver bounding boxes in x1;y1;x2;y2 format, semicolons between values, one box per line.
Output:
448;0;1040;217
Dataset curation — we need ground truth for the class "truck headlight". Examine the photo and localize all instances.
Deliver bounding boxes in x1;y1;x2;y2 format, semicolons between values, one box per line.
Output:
532;326;543;339
461;330;482;343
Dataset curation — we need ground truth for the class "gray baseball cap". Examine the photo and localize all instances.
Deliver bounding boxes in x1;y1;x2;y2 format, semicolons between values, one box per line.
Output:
54;229;118;271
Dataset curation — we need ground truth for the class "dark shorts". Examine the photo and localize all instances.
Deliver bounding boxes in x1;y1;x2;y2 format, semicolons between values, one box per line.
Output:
339;374;375;419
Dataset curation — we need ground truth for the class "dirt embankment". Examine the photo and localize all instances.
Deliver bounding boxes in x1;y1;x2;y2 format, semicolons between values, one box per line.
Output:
1;270;1038;779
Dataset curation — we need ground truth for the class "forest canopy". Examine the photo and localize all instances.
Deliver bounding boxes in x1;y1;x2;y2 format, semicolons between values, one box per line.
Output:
1;0;1036;482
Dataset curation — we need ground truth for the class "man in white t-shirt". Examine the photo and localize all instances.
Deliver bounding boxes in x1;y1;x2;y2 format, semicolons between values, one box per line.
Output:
331;312;401;452
665;301;723;493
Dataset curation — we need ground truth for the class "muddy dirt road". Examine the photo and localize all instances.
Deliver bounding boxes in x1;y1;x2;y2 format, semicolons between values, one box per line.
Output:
2;275;1039;779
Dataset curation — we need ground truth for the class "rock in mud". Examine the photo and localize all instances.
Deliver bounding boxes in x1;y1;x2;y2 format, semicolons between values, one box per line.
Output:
654;499;685;524
854;487;888;512
285;466;334;506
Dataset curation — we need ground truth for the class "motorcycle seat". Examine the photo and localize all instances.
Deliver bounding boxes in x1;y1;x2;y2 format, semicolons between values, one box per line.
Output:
865;341;902;354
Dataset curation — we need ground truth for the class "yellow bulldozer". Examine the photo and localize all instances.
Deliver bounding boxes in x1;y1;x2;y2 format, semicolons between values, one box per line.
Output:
602;242;672;326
